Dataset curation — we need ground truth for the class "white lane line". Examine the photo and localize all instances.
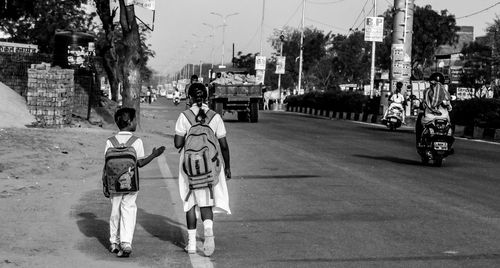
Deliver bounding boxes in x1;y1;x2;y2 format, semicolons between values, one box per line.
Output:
156;154;214;268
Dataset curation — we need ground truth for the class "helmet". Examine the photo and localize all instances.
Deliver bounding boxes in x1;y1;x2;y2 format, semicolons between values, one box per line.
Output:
429;72;445;84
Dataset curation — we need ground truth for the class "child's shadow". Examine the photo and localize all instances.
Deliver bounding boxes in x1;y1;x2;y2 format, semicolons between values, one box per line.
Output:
137;208;185;249
76;212;109;249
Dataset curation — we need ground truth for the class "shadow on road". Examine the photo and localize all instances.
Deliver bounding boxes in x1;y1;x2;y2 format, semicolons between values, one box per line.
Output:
268;252;500;264
353;154;422;166
76;212;109;249
137;208;185;249
357;125;415;134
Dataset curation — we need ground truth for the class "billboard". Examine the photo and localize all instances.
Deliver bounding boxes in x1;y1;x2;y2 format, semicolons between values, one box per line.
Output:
275;56;285;74
364;17;384;42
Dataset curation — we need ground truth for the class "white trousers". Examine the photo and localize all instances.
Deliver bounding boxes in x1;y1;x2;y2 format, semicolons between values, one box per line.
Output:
109;192;138;245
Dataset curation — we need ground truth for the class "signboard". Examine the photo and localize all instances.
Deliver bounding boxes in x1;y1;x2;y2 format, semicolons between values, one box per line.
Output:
456;87;474;100
255;56;266;70
275;56;285;74
364;17;384;42
0;42;38;54
131;0;155;10
255;69;265;84
450;67;462;84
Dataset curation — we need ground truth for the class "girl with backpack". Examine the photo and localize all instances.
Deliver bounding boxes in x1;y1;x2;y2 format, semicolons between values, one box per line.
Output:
173;83;231;256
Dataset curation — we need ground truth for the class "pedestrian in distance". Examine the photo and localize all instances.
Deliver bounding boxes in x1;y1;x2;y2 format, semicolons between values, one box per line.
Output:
102;107;165;257
174;83;231;256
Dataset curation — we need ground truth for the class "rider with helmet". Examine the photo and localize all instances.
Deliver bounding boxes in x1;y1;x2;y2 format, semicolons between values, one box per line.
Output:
415;72;452;146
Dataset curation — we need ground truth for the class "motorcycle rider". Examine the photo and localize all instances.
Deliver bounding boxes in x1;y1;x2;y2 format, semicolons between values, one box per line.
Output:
415;72;452;147
382;81;406;124
173;88;181;105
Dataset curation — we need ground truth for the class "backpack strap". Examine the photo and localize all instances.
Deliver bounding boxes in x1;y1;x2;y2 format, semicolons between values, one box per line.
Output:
182;109;198;126
125;135;139;147
108;136;120;147
205;110;216;125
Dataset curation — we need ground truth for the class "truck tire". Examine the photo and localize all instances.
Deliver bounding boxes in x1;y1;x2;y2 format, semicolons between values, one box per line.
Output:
250;102;258;123
237;111;248;122
215;101;224;116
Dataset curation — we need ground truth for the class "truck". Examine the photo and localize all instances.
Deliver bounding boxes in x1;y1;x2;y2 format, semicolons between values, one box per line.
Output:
208;67;263;123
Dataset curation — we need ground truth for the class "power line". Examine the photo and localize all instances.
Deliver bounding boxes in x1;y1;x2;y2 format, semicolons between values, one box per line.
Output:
456;1;500;19
305;17;347;32
347;0;370;34
354;5;374;31
283;1;303;28
307;0;347;5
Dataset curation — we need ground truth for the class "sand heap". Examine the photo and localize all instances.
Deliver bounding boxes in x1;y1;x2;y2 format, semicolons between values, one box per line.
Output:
0;82;35;128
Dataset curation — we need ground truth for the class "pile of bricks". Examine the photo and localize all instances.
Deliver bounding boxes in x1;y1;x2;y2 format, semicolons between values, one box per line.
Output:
26;64;74;127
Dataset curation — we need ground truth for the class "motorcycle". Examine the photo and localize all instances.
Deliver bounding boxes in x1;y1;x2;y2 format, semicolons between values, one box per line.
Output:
173;96;180;106
381;106;403;131
417;118;455;167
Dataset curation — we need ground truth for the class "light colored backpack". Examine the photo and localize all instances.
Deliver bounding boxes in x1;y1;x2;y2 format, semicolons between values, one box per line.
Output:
182;109;222;201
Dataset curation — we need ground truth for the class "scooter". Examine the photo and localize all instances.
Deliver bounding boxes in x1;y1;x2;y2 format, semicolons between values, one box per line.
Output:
173;97;180;106
417;118;455;167
381;106;403;131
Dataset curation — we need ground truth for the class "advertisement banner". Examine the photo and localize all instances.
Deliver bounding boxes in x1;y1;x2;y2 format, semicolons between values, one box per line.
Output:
132;0;155;10
255;69;265;84
0;42;38;54
275;56;285;74
255;56;266;70
364;17;384;42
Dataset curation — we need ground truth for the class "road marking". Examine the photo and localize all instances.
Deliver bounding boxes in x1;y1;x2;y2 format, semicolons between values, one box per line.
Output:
351;121;500;146
156;154;214;268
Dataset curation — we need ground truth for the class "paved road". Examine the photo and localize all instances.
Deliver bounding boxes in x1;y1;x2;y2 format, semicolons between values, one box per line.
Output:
76;97;500;267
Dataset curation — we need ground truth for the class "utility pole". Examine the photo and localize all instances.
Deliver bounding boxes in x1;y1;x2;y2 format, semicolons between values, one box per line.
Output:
369;0;376;99
210;12;239;67
387;0;414;112
298;0;306;95
260;0;266;55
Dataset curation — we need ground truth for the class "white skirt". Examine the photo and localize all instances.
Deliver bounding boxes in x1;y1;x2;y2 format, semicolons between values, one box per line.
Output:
178;153;231;214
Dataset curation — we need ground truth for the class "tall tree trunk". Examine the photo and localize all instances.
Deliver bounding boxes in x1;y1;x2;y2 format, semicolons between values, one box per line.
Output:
119;0;142;126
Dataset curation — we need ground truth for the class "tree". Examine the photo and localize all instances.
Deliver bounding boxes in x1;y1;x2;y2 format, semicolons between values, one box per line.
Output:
0;0;96;53
268;26;329;91
378;4;458;79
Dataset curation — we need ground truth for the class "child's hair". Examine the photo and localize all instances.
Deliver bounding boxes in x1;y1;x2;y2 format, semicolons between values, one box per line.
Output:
188;83;208;123
114;107;136;130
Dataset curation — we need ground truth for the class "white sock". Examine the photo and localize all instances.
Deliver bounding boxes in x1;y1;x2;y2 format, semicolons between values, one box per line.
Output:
203;220;213;230
187;229;196;242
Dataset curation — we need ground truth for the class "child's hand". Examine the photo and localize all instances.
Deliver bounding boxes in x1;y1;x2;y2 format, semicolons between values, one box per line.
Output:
152;146;166;157
225;167;231;180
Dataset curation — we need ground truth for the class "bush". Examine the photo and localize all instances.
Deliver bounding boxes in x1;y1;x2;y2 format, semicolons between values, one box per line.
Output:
451;98;500;128
285;90;380;114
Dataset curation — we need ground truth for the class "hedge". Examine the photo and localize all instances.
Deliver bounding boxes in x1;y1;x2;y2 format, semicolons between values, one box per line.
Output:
285;90;381;115
451;98;500;128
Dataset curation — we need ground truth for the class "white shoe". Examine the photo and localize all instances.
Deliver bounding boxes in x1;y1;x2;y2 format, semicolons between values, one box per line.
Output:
203;228;215;257
185;238;196;254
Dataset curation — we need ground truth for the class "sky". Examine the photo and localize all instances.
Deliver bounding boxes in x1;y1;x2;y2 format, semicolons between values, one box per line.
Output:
140;0;500;75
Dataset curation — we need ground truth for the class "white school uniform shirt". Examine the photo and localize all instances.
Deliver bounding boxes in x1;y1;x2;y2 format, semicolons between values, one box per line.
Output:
104;131;145;159
175;104;231;214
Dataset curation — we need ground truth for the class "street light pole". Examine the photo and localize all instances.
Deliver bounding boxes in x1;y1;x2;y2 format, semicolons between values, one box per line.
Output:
210;12;239;67
298;0;306;94
203;23;222;68
369;0;376;99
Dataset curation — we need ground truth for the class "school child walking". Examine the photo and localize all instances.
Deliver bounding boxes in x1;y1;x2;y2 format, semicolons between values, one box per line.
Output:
174;83;231;256
103;107;165;257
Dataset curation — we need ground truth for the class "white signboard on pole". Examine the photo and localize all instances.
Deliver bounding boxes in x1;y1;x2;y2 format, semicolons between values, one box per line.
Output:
364;17;384;42
132;0;155;10
255;56;266;70
275;56;285;74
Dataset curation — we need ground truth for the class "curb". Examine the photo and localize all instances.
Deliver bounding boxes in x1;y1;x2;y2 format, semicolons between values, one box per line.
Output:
287;105;380;124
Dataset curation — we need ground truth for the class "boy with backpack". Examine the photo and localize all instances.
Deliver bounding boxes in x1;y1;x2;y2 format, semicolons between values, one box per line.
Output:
102;107;165;257
174;83;231;256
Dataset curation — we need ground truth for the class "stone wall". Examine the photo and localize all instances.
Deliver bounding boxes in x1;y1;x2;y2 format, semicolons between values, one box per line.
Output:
27;64;74;127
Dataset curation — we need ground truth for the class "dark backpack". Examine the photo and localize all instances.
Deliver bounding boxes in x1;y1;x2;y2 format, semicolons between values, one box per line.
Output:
103;135;140;194
182;109;222;201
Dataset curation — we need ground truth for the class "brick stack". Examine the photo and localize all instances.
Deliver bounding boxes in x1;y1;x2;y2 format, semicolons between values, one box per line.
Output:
26;64;74;127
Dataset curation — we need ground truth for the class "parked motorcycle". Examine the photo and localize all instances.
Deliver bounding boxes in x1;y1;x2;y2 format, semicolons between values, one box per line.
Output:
417;118;455;167
381;107;403;131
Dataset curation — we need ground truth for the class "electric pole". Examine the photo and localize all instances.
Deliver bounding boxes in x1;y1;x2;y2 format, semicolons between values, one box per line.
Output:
369;0;377;99
298;0;306;95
